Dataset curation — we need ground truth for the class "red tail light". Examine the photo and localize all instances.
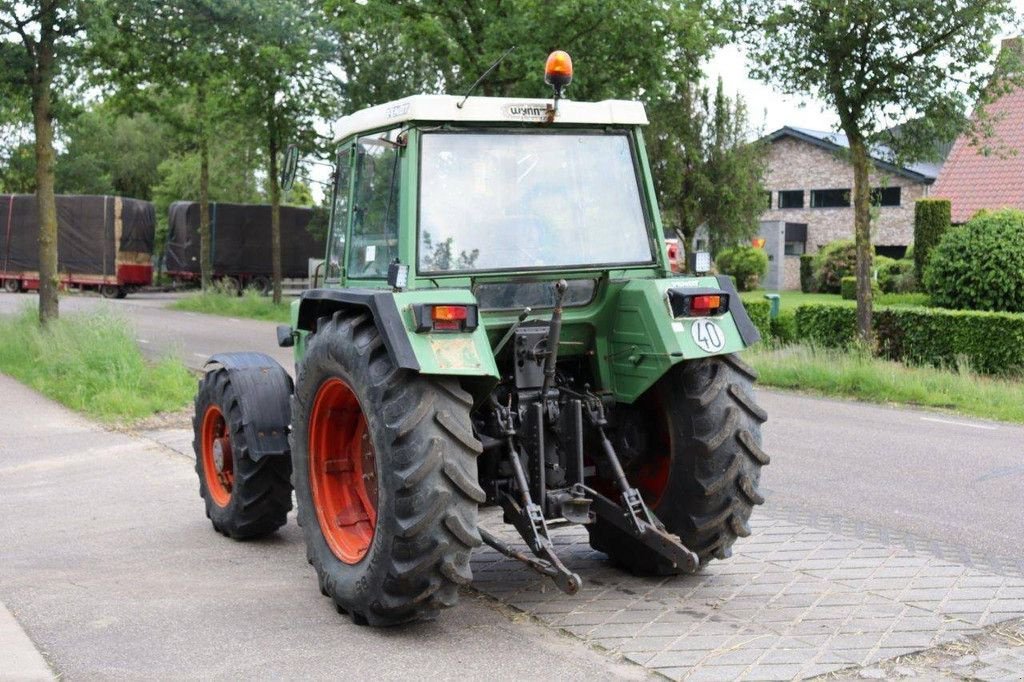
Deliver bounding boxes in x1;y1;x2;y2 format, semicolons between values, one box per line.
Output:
413;304;479;333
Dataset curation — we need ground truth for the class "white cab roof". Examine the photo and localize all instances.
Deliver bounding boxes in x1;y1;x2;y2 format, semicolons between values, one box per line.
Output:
334;94;648;142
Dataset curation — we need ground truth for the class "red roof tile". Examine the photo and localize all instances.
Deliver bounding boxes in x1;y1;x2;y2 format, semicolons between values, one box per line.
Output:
932;86;1024;223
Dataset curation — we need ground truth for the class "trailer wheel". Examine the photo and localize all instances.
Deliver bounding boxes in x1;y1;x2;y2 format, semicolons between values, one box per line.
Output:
291;309;483;626
588;354;768;574
99;284;123;299
193;367;293;539
2;279;20;293
249;276;271;296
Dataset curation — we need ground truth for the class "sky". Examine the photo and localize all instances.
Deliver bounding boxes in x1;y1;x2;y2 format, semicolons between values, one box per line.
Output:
706;2;1024;136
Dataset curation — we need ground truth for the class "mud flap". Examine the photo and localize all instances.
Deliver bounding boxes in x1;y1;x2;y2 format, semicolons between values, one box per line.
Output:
205;352;292;460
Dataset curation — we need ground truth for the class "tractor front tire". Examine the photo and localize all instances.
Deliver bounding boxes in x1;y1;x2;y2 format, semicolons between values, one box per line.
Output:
193;368;293;538
291;310;483;626
588;354;769;574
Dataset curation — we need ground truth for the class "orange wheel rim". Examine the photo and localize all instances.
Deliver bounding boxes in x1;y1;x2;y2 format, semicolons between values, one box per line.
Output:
308;377;378;564
201;405;233;507
631;395;673;507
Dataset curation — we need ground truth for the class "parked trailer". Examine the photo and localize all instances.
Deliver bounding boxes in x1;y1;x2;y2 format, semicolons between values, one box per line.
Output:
0;194;155;298
165;202;325;294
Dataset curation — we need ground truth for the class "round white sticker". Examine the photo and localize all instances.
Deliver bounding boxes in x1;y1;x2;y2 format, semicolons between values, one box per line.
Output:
691;319;726;353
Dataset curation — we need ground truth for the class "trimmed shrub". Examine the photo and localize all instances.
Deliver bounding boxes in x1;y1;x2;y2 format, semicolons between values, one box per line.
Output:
812;240;858;294
914;198;950;281
745;299;771;341
924;209;1024;313
794;302;1024;375
794;302;857;347
878;258;917;293
770;310;797;345
840;276;880;300
799;254;815;293
716;246;768;292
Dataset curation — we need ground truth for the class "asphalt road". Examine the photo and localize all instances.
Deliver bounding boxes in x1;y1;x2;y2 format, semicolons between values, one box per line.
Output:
0;373;647;680
3;291;1022;568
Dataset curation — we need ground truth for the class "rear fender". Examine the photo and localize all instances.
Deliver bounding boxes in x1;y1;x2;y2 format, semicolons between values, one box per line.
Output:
607;275;760;404
292;288;499;400
204;352;292;460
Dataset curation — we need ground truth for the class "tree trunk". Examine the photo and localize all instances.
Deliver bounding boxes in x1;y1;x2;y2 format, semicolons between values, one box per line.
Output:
268;123;282;305
848;135;874;345
197;83;212;291
32;19;59;325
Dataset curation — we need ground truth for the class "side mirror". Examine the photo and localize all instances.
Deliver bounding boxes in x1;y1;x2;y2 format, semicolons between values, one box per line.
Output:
281;144;300;191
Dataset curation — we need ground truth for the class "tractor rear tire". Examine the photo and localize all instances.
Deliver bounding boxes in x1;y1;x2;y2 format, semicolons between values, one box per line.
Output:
291;309;483;626
193;367;293;538
587;353;768;574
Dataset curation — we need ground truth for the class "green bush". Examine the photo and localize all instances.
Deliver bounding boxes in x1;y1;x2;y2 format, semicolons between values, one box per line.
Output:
795;302;1024;375
812;240;858;294
770;310;797;345
840;276;880;300
745;299;771;341
924;209;1024;313
715;246;768;292
799;254;815;293
914;198;950;282
876;258;917;293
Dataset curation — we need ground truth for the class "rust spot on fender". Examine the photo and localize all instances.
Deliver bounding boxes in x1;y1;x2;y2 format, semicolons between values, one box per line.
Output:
429;336;482;370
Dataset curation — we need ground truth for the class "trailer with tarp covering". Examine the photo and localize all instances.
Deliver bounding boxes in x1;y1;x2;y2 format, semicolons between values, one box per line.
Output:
0;194;155;298
165;201;325;294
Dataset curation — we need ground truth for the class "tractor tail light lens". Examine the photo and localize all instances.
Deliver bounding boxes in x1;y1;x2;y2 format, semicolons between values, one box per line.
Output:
691;295;721;312
667;288;730;318
413;304;479;333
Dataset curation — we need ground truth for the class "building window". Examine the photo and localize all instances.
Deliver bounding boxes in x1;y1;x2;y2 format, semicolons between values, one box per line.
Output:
778;190;804;209
810;189;851;208
784;223;807;255
871;187;901;207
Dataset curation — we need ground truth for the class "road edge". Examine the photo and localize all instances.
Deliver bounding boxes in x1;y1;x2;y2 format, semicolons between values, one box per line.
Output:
0;600;56;681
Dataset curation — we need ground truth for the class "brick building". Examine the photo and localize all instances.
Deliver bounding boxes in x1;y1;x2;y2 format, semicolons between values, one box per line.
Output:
755;127;943;289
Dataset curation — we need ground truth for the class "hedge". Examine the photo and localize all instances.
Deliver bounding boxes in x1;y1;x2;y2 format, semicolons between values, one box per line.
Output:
745;299;771;341
800;254;814;293
914;198;951;282
794;302;1024;375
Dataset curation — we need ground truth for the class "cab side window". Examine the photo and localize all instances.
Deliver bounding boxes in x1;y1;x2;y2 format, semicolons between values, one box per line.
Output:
326;147;352;280
348;129;401;278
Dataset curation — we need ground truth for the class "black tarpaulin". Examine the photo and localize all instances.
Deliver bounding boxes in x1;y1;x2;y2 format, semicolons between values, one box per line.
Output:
165;201;324;278
0;194;155;276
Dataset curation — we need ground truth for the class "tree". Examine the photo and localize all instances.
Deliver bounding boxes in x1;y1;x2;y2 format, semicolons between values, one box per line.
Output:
1;1;84;324
56;106;174;200
92;0;248;291
744;0;1018;343
327;0;721;112
228;0;341;303
646;78;767;254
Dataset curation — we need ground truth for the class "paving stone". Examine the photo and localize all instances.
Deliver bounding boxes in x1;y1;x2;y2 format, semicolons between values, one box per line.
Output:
683;663;753;681
470;507;1022;681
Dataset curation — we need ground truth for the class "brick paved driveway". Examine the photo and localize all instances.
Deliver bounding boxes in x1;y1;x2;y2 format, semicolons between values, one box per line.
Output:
471;509;1024;681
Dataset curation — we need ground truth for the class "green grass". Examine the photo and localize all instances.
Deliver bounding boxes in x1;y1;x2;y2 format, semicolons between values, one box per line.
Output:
0;308;195;423
170;290;292;324
741;290;930;311
747;343;1024;424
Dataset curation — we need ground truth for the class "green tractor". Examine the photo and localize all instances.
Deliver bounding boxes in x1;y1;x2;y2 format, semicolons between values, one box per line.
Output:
192;52;768;626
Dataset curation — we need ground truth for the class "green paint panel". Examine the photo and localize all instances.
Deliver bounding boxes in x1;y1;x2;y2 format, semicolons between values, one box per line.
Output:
393;289;500;379
609;276;749;403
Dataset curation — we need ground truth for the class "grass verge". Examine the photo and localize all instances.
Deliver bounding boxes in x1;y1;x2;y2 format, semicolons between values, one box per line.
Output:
740;290;930;312
746;343;1024;424
170;290;292;324
0;308;195;423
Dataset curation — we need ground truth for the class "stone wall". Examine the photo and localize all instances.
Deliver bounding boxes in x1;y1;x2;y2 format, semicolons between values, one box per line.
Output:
761;136;929;252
